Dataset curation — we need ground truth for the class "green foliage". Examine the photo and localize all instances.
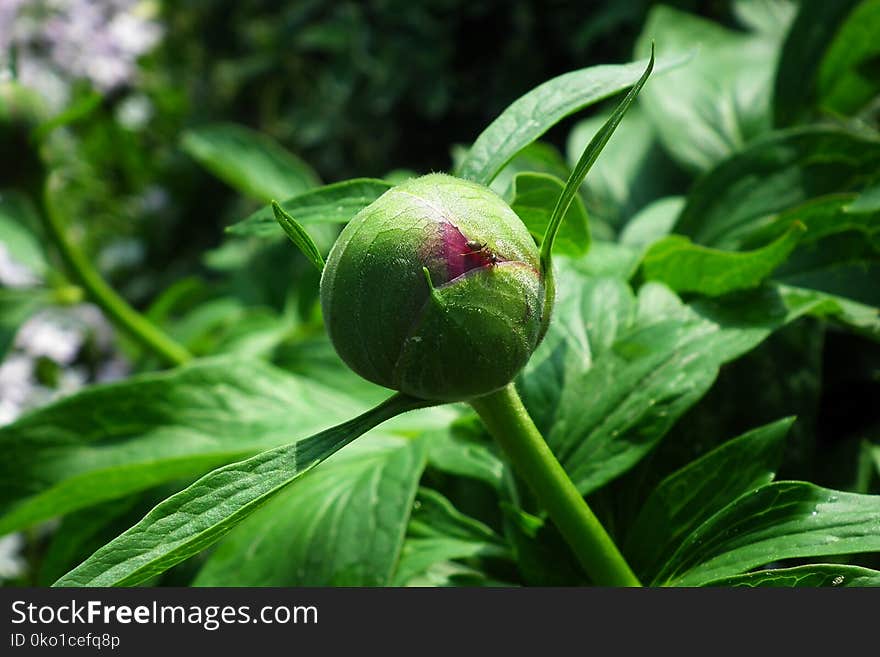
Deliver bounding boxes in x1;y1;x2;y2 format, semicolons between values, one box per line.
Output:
641;223;805;296
2;1;880;589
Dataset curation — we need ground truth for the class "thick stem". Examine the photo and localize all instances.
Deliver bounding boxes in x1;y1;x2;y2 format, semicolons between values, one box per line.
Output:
40;184;192;368
470;383;640;586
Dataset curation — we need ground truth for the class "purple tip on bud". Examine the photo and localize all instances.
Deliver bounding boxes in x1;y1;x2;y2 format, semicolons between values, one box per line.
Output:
440;222;499;282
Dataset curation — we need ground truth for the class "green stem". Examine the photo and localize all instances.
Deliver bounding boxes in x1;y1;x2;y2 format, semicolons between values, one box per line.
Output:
40;183;192;367
470;384;640;586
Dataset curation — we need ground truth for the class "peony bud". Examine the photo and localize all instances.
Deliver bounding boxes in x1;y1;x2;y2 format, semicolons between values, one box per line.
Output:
320;173;547;402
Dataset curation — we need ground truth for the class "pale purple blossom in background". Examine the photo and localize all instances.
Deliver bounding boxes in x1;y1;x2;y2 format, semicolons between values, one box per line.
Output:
1;0;163;106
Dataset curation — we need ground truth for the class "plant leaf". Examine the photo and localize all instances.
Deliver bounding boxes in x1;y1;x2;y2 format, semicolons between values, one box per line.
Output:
181;123;319;202
53;393;434;587
566;106;680;230
227;178;393;238
540;46;654;271
816;0;880;116
634;5;790;172
392;487;509;586
624;418;793;580
509;172;589;256
522;263;837;496
455;50;685;185
845;183;880;214
773;0;864;125
424;426;504;490
0;358;365;534
193;435;426;586
619;196;685;248
702;563;880;587
674;127;880;249
641;222;805;296
272;201;325;271
654;481;880;586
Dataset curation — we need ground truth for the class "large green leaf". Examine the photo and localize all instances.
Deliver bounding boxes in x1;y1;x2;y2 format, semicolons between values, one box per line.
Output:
674;127;880;249
703;564;880;587
816;0;880;116
641;222;805;296
53;393;434;587
654;482;880;586
509;172;589;257
773;0;865;125
624;418;792;580
227;179;393;238
181;123;320;202
0;358;362;534
634;5;790;172
193;435;426;586
521;263;834;496
454;53;685;185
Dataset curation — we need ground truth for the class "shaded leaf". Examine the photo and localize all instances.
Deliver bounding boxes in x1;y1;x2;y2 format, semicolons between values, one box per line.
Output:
774;0;864;125
181;123;319;202
816;0;880;116
674;127;880;249
655;482;880;586
624;418;793;580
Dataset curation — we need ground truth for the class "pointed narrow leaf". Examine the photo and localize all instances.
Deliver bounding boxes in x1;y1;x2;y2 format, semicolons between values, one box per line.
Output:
228;179;393;237
703;564;880;587
53;394;434;587
455;50;684;185
655;482;880;586
272;201;325;271
540;46;654;270
641;222;805;296
624;418;793;579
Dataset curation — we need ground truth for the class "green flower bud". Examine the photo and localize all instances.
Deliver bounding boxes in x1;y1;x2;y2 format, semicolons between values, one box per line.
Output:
320;173;548;402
